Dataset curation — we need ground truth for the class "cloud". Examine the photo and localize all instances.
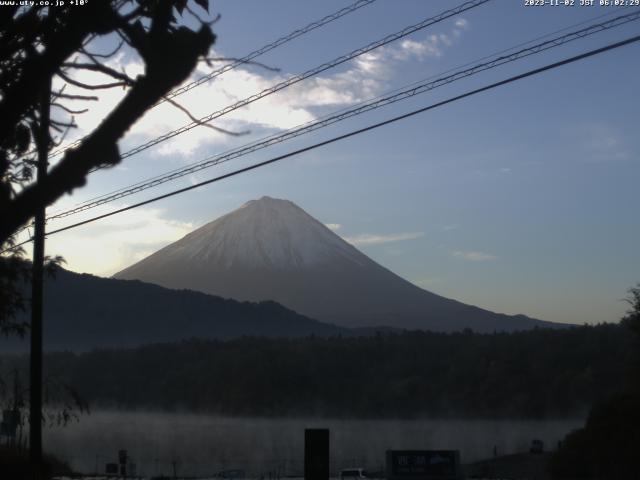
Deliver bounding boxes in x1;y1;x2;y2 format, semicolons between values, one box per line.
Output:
325;223;341;231
69;56;362;158
452;250;497;262
579;124;630;162
453;18;469;38
55;20;470;159
396;36;445;60
353;51;387;76
46;207;194;277
344;232;424;246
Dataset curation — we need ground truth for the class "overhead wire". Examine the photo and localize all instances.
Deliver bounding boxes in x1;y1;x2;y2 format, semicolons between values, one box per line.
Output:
57;5;634;214
5;32;638;254
44;0;380;159
8;0;491;240
162;0;379;102
80;0;491;166
44;9;640;221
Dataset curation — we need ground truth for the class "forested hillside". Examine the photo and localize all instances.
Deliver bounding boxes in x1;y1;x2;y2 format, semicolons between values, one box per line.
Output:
1;324;630;418
3;268;347;352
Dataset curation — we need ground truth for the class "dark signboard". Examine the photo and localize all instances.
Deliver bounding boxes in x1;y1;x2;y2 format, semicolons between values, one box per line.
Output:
386;450;460;480
105;463;119;475
305;428;329;480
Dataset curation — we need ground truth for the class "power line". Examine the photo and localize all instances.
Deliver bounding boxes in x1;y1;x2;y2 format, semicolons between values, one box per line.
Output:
162;0;378;102
45;0;379;159
57;6;634;214
4;32;635;254
45;10;640;221
7;0;492;241
90;0;492;164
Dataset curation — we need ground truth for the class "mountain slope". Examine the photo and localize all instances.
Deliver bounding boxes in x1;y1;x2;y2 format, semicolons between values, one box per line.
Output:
3;268;347;352
115;196;559;332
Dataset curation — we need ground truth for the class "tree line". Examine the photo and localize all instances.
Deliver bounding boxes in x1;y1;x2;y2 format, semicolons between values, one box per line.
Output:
1;323;631;419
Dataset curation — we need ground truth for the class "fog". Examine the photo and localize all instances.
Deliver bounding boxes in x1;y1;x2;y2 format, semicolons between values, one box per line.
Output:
43;411;584;477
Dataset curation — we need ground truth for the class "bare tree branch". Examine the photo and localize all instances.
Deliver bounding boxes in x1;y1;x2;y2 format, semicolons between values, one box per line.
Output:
0;2;117;147
51;103;88;115
56;69;130;91
50;119;77;129
61;61;137;85
0;8;216;244
163;96;249;137
51;121;75;147
52;93;99;101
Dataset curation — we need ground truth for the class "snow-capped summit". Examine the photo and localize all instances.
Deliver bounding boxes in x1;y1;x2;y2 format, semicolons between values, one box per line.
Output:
115;197;557;332
158;196;366;269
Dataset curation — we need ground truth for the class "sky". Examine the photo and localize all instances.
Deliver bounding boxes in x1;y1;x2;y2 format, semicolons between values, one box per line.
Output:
28;0;640;325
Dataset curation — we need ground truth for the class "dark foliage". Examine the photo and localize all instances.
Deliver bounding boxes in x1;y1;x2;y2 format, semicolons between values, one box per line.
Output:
1;324;630;419
0;6;214;471
621;284;640;393
0;445;73;480
0;256;63;338
0;256;31;337
2;268;348;352
0;1;215;245
548;393;640;479
0;0;215;337
549;285;640;479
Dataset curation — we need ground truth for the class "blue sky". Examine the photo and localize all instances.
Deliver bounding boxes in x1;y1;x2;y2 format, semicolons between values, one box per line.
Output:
38;0;640;325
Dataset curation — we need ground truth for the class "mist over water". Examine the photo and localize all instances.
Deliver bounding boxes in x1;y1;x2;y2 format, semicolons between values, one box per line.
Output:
43;411;584;477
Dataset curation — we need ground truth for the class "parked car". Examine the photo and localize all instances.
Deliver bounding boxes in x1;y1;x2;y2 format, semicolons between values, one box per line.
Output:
340;468;367;480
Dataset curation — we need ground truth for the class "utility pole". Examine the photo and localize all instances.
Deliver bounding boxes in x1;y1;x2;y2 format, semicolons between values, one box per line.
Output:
30;77;51;471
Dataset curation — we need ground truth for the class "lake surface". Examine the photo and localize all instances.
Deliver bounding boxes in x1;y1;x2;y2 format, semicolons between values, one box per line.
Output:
43;411;584;477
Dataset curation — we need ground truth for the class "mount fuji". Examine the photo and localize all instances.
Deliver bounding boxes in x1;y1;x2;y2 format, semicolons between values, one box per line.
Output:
114;196;558;332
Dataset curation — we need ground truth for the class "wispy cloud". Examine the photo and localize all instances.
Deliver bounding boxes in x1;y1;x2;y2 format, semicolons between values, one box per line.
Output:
57;19;471;158
452;250;497;262
580;124;630;162
453;18;469;38
345;232;424;246
395;36;446;60
325;223;341;231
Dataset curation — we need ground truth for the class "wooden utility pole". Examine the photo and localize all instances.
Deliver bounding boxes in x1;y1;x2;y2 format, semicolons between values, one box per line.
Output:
30;77;50;470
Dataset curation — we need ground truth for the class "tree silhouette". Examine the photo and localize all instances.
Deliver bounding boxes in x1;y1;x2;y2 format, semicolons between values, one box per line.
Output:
549;283;640;479
0;0;216;333
0;0;215;246
0;2;216;475
622;284;640;339
622;284;640;395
